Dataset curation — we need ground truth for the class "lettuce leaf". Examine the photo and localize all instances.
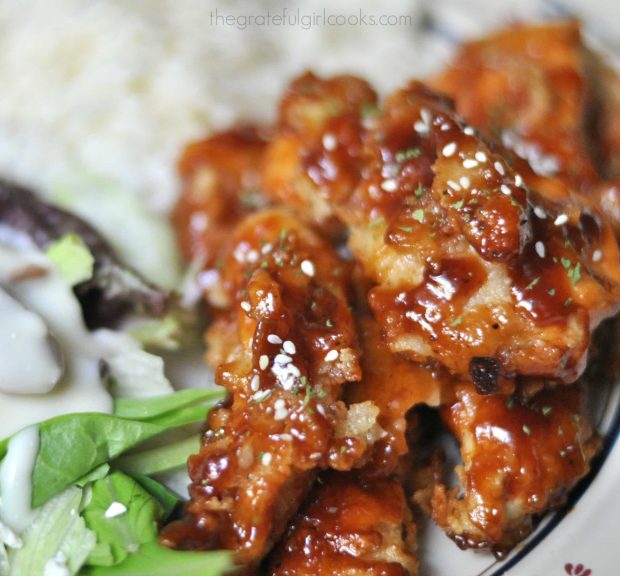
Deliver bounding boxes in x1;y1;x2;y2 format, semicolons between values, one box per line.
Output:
106;350;174;400
8;486;96;576
113;389;223;421
0;388;223;509
50;174;181;290
115;436;199;476
81;543;232;576
82;472;160;567
45;233;95;286
128;475;179;520
0;179;170;328
28;415;165;508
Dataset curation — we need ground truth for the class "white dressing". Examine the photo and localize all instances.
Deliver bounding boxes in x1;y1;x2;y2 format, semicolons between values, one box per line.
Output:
0;242;131;439
0;288;62;395
0;426;39;533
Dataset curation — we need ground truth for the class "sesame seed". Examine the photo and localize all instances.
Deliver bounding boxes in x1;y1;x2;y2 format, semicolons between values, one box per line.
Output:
447;179;461;191
274;399;289;420
250;374;260;391
380;179;398;192
240;301;251;312
463;159;479;169
535;241;546;258
440;122;451;131
325;349;339;362
280;433;293;441
515;174;523;187
494;161;505;175
316;404;326;416
459;176;470;189
283;340;296;355
267;334;282;345
252;389;271;402
261;452;272;465
246;249;259;263
593;249;602;262
322;133;337;151
300;259;315;277
421;108;432;124
534;206;547;219
259;355;269;371
554;214;568;226
475;151;488;163
413;120;428;134
275;354;293;365
261;243;273;254
442;142;457;157
500;184;512;195
464;126;475;136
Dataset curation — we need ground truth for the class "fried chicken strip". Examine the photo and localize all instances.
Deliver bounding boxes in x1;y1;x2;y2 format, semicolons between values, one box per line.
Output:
268;471;418;576
428;382;599;553
346;313;452;475
262;73;620;386
431;21;620;236
172;125;271;306
431;21;600;192
161;209;361;563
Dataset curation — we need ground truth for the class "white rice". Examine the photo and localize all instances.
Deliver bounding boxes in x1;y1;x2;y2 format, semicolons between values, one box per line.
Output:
0;0;618;216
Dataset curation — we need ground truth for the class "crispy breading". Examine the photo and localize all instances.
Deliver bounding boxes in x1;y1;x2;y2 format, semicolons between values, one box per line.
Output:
431;21;600;193
346;314;452;474
172;125;271;306
262;73;620;385
161;210;361;563
428;383;599;553
268;472;418;576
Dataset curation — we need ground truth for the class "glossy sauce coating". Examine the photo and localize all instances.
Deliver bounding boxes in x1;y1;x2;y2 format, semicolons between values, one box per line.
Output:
262;72;377;236
161;210;361;563
597;60;620;179
431;383;599;551
263;72;620;384
172;125;271;305
345;314;452;475
268;472;417;576
165;55;615;567
431;21;599;194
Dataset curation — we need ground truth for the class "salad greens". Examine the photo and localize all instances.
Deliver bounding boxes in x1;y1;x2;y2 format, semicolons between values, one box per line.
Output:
0;388;224;508
45;233;95;287
29;414;166;508
114;389;222;421
50;173;182;291
115;436;200;476
128;315;183;352
129;475;179;519
106;350;174;400
0;388;229;576
0;179;169;328
82;544;232;576
4;471;232;576
8;486;95;576
0;181;232;575
82;472;162;567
